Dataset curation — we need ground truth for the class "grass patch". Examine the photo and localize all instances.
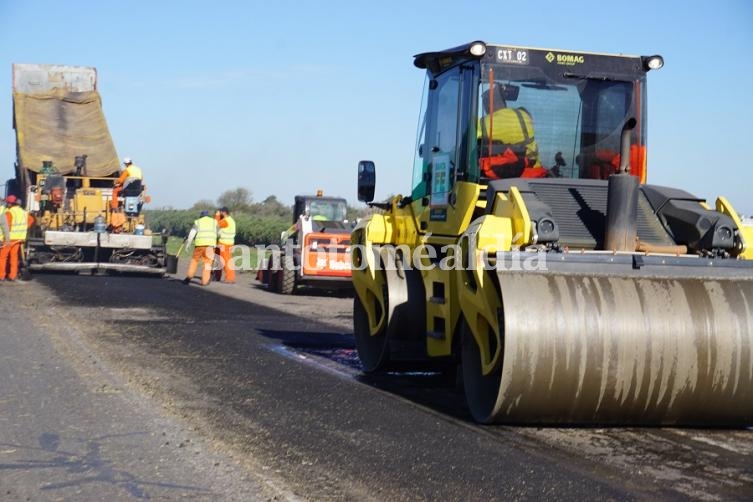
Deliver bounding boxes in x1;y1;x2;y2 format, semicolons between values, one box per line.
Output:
163;236;267;274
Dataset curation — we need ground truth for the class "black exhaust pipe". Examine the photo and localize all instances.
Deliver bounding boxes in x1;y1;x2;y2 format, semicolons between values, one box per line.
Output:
604;118;638;252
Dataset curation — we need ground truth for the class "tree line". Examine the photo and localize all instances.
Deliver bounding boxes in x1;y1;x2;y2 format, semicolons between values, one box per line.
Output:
145;187;368;245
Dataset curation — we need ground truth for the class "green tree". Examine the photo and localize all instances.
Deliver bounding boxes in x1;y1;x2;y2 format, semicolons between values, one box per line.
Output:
144;209;196;237
217;187;253;213
190;199;215;211
146;188;299;245
251;194;292;219
346;205;372;222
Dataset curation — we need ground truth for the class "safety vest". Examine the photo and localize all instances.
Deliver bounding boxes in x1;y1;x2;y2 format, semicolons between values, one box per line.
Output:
194;216;218;247
0;206;5;242
8;206;29;241
125;165;143;180
480;108;542;168
218;216;236;245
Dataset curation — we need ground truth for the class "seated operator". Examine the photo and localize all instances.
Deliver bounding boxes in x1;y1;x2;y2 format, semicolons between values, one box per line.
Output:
478;83;546;179
111;157;144;210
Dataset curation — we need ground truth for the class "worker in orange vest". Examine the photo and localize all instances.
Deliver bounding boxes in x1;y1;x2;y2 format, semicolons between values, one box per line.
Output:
0;195;34;281
214;206;237;283
183;210;218;286
111;157;144;209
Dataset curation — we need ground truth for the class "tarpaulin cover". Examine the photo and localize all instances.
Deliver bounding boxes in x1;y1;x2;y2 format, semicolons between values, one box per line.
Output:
13;89;119;177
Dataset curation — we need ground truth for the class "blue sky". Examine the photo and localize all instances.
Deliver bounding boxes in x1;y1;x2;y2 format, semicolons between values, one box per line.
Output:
1;0;752;214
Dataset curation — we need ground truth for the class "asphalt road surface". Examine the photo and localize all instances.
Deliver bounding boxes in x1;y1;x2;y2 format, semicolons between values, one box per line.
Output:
1;272;751;501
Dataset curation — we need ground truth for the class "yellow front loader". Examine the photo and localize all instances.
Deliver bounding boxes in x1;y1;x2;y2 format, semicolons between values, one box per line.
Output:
352;42;753;425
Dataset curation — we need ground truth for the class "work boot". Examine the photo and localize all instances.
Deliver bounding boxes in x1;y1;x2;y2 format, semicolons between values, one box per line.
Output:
182;277;191;285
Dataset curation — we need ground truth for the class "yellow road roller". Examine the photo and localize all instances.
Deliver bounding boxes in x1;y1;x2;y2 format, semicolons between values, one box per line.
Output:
351;41;753;425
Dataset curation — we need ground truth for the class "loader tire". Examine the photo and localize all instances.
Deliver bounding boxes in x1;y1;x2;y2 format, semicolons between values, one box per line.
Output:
278;256;296;295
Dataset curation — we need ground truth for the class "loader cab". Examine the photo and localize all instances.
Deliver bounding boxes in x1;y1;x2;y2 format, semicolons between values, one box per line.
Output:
408;42;660;231
294;194;349;230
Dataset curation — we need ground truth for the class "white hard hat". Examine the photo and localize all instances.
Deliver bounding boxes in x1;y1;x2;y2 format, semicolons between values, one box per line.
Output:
122;157;132;165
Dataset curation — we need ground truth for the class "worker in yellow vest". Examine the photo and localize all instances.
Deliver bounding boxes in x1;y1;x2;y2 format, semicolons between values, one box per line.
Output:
215;206;237;284
0;195;33;281
111;157;144;209
0;201;6;247
478;83;547;179
183;210;218;286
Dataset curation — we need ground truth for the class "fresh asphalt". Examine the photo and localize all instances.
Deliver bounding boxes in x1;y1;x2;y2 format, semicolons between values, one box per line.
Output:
1;274;751;500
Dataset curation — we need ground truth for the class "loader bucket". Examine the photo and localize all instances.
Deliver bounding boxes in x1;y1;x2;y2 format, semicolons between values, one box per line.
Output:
465;253;753;425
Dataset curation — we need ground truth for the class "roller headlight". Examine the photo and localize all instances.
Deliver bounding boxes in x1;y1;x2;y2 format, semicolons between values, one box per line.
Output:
642;55;664;71
469;42;487;57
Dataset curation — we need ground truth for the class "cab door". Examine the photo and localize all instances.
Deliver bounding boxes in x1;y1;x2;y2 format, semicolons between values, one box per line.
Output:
411;65;475;237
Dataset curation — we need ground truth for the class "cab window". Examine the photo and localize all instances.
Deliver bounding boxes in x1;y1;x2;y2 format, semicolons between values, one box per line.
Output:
411;67;463;200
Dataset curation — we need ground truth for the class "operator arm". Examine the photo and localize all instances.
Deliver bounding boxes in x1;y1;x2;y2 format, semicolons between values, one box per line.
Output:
185;225;198;246
115;169;129;186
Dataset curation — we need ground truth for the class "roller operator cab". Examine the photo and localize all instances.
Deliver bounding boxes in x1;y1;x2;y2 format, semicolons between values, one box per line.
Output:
352;42;753;425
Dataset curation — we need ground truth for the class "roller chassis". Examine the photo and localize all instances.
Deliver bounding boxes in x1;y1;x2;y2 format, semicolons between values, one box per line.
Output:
353;205;753;425
351;41;753;425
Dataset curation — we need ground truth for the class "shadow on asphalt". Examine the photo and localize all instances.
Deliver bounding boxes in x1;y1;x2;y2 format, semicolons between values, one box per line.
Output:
0;432;209;499
250;282;354;298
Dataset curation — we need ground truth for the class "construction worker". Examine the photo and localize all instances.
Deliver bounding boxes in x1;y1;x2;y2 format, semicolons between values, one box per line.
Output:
0;195;33;282
111;157;143;209
0;198;6;248
478;83;545;179
215;206;236;283
183;210;218;286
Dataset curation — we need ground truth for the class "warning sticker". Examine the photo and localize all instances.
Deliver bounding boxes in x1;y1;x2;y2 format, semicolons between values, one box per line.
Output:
430;154;451;208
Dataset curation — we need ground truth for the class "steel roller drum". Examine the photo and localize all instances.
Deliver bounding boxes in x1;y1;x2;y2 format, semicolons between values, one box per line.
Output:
483;259;753;425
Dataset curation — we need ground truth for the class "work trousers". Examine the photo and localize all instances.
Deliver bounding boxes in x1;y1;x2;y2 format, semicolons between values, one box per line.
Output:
0;241;23;280
186;246;215;286
110;185;122;209
110;178;139;209
217;243;236;283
